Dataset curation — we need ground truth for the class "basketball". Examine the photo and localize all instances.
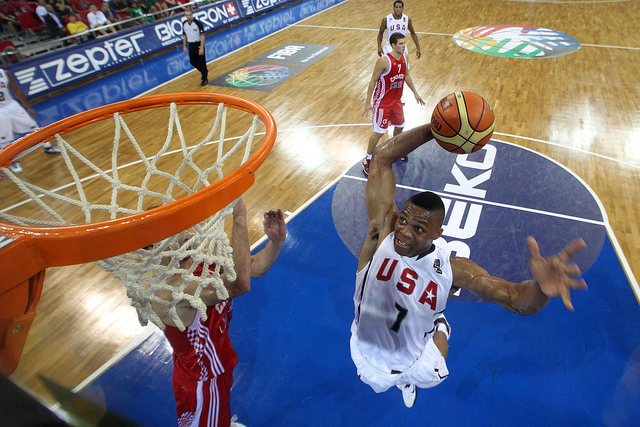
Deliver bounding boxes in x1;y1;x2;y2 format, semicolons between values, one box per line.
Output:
430;91;495;154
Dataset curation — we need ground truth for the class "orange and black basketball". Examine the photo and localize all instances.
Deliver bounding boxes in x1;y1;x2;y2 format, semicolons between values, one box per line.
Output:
430;91;495;154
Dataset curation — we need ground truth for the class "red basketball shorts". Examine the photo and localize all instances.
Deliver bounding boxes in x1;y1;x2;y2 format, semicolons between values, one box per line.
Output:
372;102;405;134
173;368;234;427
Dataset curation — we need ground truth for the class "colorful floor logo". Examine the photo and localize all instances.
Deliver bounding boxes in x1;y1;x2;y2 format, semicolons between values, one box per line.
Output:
225;64;290;88
453;25;580;58
212;44;338;92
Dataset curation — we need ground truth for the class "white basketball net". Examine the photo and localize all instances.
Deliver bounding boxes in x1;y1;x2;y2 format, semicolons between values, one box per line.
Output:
0;101;261;331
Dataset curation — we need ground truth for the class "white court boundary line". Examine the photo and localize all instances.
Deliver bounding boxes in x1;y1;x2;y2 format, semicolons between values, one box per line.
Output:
506;0;628;4
6;123;639;306
342;174;605;226
294;25;640;51
5;126;638;216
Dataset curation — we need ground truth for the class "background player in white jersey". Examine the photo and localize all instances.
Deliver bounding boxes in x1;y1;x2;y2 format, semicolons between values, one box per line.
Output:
351;124;588;408
0;67;61;174
377;0;421;59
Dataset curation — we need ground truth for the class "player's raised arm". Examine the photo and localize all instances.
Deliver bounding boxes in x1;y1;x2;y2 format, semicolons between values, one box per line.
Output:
358;125;435;270
450;237;587;315
251;209;287;278
199;198;252;305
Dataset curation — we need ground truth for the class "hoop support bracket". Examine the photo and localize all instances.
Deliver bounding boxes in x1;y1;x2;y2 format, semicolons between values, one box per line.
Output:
0;270;45;376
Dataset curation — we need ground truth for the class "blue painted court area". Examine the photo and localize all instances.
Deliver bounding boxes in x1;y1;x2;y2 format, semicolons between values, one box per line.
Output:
83;172;640;426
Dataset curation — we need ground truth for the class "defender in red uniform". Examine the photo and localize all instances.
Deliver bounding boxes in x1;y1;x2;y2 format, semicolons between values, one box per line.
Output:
151;199;287;427
362;33;424;175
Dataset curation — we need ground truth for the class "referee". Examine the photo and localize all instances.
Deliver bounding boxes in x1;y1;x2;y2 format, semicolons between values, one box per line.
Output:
182;8;208;86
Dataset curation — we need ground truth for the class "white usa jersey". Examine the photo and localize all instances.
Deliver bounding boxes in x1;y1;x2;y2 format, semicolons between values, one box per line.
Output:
383;13;410;56
354;232;453;372
0;69;15;108
385;13;408;42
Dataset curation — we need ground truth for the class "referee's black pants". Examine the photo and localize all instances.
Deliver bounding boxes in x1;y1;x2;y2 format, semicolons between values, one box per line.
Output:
188;42;208;81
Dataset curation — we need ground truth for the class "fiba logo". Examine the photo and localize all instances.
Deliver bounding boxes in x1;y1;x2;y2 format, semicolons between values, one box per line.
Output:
453;25;580;58
225;64;290;87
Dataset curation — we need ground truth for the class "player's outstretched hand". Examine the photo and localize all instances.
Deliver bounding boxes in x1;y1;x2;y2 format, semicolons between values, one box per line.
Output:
416;50;421;59
528;236;588;311
263;209;286;244
415;95;425;106
377;49;383;57
363;104;373;117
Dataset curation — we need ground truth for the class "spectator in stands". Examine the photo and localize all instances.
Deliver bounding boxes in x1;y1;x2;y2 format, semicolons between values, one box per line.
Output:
42;3;67;38
128;1;151;24
66;12;90;38
34;0;47;22
0;0;22;39
110;0;127;14
155;0;170;18
138;0;157;18
6;0;34;15
70;0;91;12
162;0;178;14
87;3;116;35
100;1;118;25
53;0;74;16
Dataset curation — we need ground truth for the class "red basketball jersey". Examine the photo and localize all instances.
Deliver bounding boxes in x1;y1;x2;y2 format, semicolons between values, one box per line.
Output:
163;264;237;427
372;53;407;109
163;300;237;381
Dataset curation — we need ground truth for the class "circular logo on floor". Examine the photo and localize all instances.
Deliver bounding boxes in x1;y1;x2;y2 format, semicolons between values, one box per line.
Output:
225;64;290;87
453;25;580;58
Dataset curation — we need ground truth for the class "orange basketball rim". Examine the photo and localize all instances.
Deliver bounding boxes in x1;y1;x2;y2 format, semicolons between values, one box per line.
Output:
0;93;277;375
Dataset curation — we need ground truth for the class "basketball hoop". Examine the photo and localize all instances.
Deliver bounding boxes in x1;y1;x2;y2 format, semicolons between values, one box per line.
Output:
0;93;276;374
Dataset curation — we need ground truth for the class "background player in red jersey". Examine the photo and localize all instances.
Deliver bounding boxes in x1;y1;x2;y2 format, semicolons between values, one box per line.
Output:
151;198;286;427
363;33;424;175
352;124;588;408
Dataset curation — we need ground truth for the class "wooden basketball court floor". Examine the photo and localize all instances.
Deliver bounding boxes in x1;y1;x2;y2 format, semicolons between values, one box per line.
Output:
3;0;640;424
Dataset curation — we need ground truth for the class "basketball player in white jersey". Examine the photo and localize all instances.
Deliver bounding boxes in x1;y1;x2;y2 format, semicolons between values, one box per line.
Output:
0;67;60;174
351;124;588;408
377;1;421;59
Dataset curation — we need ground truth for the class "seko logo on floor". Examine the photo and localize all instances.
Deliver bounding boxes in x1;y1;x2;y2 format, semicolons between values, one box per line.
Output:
332;140;605;302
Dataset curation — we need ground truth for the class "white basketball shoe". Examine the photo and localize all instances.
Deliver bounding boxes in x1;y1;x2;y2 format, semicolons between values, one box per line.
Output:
397;383;417;408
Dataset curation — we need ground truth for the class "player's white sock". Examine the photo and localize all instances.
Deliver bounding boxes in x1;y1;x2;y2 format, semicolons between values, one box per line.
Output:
434;315;451;341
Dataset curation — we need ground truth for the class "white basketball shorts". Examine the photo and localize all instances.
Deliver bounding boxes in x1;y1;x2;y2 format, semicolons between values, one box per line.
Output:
0;101;38;148
350;320;449;393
